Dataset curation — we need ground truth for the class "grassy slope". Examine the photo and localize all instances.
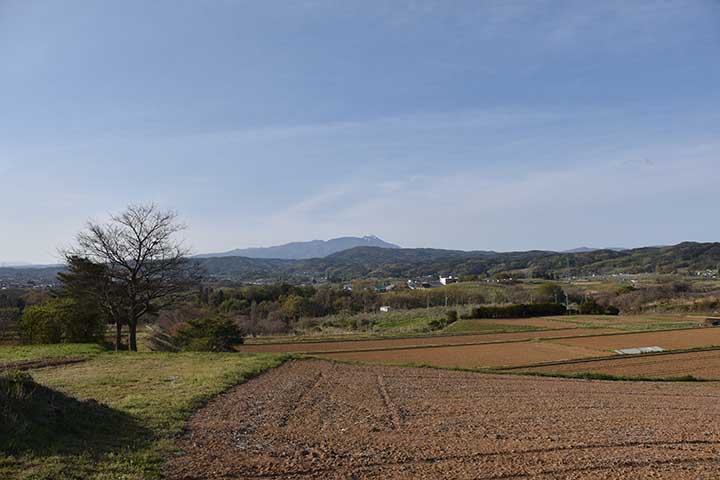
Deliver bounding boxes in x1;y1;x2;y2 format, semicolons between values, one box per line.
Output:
537;315;698;331
0;348;286;480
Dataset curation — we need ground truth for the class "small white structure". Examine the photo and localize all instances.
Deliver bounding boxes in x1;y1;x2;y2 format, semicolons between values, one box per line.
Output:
615;346;665;355
379;306;392;313
439;276;457;286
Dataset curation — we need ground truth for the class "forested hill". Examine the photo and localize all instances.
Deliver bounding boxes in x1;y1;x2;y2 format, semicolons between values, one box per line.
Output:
199;242;720;282
3;242;720;285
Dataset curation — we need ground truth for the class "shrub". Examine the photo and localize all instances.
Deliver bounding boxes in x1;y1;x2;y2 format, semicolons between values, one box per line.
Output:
19;299;105;344
355;317;373;330
174;316;244;352
428;309;460;331
145;324;181;352
616;284;637;295
537;283;565;303
20;305;62;344
578;298;620;315
428;319;444;330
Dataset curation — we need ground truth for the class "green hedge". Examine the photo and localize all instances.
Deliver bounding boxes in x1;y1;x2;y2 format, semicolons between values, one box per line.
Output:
20;299;105;344
464;303;567;319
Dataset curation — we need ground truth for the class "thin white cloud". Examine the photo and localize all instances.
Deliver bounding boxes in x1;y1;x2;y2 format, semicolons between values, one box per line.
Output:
245;139;720;251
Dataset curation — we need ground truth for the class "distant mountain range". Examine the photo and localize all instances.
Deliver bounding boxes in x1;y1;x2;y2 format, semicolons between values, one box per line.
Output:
195;242;720;282
563;247;628;253
196;235;400;260
3;241;720;285
0;262;32;268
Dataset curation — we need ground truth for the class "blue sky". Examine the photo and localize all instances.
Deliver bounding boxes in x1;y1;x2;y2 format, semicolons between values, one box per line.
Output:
1;0;719;263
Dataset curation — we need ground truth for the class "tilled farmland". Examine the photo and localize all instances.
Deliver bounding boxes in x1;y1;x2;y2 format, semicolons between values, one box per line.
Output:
168;360;720;480
557;328;720;352
237;328;617;354
522;348;720;379
321;339;604;368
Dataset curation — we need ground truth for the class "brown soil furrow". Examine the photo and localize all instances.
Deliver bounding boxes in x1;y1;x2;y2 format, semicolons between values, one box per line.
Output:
0;357;88;371
375;375;401;430
278;370;324;428
167;360;720;480
483;457;720;480
181;448;720;479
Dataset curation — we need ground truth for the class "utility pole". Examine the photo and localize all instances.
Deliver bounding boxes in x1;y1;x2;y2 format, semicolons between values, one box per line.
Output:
565;291;570;313
566;257;571;281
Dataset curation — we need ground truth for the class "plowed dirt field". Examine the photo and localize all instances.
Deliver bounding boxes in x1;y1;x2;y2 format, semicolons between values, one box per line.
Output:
238;328;616;354
321;340;604;368
521;348;720;379
168;360;720;479
555;328;720;352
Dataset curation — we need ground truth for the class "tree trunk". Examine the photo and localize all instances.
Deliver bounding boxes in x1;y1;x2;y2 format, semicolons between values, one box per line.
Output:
115;322;122;351
128;322;138;352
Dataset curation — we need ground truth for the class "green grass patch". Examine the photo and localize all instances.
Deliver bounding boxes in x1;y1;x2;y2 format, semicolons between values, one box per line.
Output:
0;344;106;363
538;315;699;332
371;311;438;332
0;351;287;480
1;370;146;455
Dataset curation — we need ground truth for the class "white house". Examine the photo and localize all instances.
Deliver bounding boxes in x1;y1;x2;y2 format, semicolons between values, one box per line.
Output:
439;276;457;286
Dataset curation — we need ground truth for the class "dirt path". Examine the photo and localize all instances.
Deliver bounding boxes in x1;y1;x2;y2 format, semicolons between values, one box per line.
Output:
167;360;720;479
0;357;88;371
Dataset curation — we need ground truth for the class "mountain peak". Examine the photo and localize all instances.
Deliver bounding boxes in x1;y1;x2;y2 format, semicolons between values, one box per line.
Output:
564;247;628;253
198;235;400;260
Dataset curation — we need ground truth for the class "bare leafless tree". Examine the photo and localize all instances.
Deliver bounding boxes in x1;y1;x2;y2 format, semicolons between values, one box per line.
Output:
66;204;198;351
